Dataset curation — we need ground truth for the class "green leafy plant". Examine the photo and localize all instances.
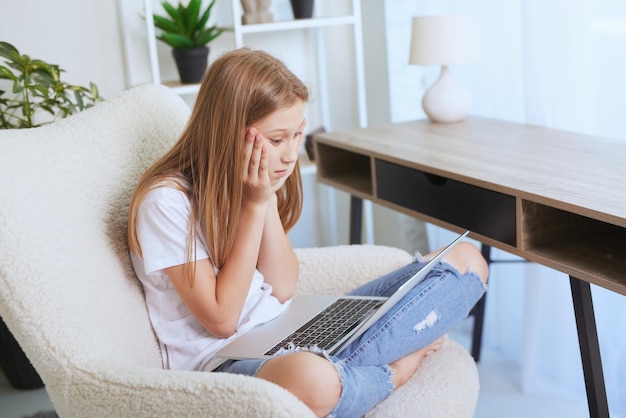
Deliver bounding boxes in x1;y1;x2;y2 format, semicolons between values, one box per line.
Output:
153;0;224;49
0;41;102;129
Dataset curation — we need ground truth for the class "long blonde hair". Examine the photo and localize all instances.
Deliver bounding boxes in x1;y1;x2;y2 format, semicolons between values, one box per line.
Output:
128;48;308;279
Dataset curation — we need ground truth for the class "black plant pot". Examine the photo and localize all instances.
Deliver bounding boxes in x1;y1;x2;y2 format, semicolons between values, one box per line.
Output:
290;0;314;19
0;316;44;389
172;47;209;84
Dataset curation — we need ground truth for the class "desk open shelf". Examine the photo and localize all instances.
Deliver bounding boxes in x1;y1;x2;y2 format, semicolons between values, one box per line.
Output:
521;200;626;294
315;142;372;196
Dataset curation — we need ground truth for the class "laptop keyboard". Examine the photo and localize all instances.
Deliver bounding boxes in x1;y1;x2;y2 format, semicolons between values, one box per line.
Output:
264;298;384;356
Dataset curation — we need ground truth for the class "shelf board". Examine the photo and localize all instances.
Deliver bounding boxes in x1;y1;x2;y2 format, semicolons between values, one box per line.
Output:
299;154;317;176
162;81;201;95
230;15;356;34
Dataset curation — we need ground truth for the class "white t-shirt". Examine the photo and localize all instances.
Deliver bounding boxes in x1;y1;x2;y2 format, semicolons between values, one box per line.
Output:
131;185;289;372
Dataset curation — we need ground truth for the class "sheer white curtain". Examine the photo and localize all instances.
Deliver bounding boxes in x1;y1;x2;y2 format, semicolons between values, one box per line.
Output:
517;1;626;413
385;0;626;415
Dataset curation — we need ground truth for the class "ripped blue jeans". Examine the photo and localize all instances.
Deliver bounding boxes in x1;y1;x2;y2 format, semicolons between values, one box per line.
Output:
215;257;487;417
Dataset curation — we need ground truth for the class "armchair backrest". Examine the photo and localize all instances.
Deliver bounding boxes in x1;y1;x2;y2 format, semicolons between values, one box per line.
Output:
0;84;190;393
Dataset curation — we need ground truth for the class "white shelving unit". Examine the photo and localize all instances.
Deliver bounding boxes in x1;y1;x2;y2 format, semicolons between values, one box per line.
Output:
141;0;374;245
143;0;367;126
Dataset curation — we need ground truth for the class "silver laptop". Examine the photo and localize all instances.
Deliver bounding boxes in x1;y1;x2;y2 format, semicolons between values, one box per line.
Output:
216;230;469;360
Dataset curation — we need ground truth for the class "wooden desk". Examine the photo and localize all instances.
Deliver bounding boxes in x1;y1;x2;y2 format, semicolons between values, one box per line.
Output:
314;117;626;418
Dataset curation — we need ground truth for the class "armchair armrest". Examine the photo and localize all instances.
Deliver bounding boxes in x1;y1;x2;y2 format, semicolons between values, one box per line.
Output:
54;362;314;418
295;245;413;296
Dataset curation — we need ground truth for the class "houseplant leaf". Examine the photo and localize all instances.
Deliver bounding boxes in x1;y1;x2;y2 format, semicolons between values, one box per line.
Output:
153;0;223;49
153;15;182;35
157;33;194;49
162;1;185;28
195;25;224;46
184;0;201;38
0;42;103;129
198;0;218;31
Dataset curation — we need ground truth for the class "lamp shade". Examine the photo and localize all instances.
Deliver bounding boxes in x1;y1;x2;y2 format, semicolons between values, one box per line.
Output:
409;15;479;65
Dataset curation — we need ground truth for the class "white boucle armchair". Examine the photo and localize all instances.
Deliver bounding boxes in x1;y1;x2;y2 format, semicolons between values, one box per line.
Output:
0;84;479;417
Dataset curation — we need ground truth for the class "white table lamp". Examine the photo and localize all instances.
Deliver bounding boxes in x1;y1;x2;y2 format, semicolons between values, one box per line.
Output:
409;15;479;123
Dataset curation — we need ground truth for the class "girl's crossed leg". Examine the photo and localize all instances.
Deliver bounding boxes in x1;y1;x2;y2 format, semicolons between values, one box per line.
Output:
223;242;488;417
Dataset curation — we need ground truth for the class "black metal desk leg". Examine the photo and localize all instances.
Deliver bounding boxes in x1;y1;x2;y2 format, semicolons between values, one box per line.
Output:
469;244;492;362
349;196;363;245
570;276;609;418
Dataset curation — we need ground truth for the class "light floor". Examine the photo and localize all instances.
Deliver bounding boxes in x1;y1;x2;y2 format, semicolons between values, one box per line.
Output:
450;321;589;418
0;321;590;418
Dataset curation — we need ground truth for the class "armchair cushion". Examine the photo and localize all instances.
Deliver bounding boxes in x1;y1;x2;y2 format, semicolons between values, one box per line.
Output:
0;84;478;417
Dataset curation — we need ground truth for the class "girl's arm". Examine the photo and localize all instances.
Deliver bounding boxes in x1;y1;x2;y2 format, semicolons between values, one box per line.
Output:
256;117;305;302
164;129;272;338
257;193;299;302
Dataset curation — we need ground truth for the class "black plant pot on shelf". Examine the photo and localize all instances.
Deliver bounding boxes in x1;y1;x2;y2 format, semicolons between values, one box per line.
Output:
172;47;209;84
290;0;314;19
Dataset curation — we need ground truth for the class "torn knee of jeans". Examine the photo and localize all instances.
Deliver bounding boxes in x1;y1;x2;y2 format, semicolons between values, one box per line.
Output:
381;363;395;391
462;269;489;291
413;310;439;332
416;253;489;292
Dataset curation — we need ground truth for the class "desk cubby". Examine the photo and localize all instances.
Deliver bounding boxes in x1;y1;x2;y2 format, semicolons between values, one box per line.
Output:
315;142;373;196
521;201;626;294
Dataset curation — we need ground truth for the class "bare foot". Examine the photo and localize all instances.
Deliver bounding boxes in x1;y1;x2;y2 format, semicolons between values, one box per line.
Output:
389;335;446;388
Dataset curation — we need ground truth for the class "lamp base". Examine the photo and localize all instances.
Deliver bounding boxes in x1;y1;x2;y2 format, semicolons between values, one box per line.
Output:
422;65;471;123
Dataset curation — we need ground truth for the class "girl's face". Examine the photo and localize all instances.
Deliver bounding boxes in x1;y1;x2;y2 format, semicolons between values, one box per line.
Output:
253;100;306;190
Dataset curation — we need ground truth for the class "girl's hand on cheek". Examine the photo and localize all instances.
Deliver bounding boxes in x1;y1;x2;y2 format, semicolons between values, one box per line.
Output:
270;176;287;194
242;128;272;207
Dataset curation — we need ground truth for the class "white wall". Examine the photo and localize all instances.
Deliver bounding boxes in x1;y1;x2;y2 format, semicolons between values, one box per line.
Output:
0;0;128;98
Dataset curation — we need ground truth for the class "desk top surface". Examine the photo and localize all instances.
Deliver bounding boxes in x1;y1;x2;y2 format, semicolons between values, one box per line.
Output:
316;117;626;228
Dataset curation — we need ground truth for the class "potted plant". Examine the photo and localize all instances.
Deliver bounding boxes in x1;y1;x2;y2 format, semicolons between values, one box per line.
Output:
0;41;102;129
0;41;102;390
153;0;224;84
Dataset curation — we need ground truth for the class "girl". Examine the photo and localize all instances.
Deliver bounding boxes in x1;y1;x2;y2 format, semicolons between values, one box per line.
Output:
128;48;488;417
